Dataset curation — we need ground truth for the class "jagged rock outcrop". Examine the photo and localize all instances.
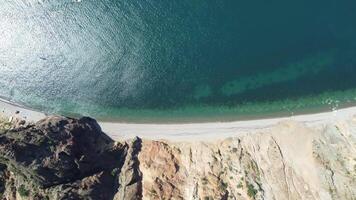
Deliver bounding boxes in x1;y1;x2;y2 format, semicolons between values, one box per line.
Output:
114;137;143;200
1;115;356;199
0;116;142;200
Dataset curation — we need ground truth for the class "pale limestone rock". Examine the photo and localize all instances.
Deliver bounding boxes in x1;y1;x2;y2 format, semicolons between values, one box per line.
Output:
138;120;356;200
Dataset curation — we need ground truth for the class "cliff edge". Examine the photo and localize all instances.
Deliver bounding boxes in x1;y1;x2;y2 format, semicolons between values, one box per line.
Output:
0;115;355;200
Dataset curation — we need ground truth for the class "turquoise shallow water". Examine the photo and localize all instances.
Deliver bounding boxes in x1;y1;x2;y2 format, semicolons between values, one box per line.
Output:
1;0;356;122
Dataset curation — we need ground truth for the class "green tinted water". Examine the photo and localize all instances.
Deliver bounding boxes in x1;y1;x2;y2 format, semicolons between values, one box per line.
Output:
0;0;356;122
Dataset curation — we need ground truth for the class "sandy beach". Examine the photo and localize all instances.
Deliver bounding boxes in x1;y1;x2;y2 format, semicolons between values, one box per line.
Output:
1;98;355;141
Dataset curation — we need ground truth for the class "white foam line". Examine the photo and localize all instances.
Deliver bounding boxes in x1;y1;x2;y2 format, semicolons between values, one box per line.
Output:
1;98;355;141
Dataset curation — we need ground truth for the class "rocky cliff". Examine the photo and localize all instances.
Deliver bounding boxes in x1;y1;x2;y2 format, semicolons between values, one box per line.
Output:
0;115;355;200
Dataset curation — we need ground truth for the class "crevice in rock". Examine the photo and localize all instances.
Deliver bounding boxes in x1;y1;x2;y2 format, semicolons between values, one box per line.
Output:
271;136;290;200
115;137;143;200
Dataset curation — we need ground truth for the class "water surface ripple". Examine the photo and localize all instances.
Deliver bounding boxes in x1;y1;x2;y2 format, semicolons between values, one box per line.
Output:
1;0;356;122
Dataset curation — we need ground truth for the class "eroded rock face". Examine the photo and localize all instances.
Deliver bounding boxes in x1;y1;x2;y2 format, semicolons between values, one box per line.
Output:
1;116;356;200
138;121;356;200
1;116;120;187
139;141;186;200
0;116;142;200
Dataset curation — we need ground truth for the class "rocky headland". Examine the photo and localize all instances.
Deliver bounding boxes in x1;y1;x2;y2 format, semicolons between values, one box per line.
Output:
0;115;355;200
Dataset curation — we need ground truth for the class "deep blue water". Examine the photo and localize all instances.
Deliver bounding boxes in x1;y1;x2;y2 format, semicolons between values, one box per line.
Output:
1;0;356;122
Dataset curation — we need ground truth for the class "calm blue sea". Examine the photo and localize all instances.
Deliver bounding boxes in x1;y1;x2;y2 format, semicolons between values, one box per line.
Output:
1;0;356;122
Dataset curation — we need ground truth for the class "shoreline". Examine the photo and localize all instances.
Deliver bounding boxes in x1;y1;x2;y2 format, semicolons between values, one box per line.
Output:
1;98;355;141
